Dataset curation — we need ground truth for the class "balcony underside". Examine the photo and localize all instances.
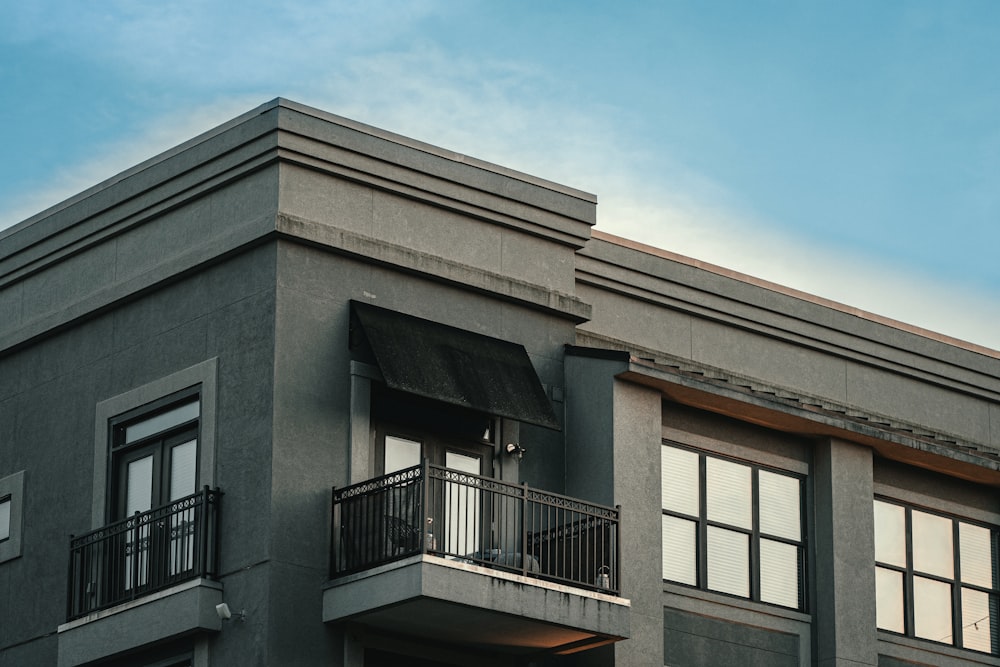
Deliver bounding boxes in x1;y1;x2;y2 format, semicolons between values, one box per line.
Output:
56;578;222;667
323;555;630;656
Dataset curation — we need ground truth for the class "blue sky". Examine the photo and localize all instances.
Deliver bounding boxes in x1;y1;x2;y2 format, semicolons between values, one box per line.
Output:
3;1;999;348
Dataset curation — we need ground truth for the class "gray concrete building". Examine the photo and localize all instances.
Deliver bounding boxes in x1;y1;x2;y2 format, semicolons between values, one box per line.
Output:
1;98;999;667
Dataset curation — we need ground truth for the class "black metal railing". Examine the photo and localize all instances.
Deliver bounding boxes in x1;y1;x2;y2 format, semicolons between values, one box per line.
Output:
330;462;620;594
67;487;222;620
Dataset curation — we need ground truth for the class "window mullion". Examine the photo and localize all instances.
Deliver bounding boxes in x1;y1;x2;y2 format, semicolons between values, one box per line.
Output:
798;476;807;611
751;467;760;603
698;453;707;590
953;519;963;649
994;530;1000;656
905;507;915;637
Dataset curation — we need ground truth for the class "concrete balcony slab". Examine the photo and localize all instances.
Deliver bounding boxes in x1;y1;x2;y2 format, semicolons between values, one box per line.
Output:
323;554;629;656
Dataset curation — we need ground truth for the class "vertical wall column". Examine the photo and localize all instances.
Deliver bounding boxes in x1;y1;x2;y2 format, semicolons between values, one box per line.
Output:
814;437;877;667
565;353;663;666
611;379;664;667
348;361;376;484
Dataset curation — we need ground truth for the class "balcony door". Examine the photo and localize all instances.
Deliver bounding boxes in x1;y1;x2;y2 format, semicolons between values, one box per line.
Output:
110;396;200;589
380;432;489;557
372;386;497;559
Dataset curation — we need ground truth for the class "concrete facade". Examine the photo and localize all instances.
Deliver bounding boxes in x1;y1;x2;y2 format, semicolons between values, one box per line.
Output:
2;98;1000;666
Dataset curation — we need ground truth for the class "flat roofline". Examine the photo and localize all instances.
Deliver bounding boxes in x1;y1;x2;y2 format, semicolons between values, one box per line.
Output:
276;98;598;203
591;229;1000;361
0;99;278;242
2;98;596;243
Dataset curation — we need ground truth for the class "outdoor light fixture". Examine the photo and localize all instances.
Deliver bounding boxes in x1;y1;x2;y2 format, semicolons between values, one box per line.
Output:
505;442;526;461
215;602;246;622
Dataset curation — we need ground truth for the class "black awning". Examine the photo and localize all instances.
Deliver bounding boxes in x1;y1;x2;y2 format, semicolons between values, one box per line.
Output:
351;301;559;430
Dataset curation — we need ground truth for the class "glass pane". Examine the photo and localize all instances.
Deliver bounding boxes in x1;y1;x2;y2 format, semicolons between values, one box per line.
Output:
126;455;154;515
125;400;199;444
706;458;751;529
913;576;953;644
760;538;799;608
661;445;699;516
662;514;697;585
874;500;906;567
759;471;800;541
707;526;749;597
445;451;481;476
876;566;905;633
385;436;421;474
169;439;198;501
124;456;153;590
0;499;10;541
960;522;994;588
962;587;993;653
912;510;954;578
444;451;481;556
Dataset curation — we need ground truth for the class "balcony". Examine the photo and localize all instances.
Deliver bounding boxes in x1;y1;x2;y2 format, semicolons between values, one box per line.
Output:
67;487;222;619
323;463;630;656
58;488;223;667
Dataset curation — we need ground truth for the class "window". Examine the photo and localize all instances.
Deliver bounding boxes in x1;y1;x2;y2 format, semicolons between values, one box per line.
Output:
0;496;10;542
661;442;806;610
0;470;24;562
92;358;217;529
109;392;200;590
110;394;200;521
875;498;999;654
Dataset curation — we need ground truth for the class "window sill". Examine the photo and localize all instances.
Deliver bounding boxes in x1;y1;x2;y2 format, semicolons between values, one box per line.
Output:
663;581;811;625
878;631;1000;667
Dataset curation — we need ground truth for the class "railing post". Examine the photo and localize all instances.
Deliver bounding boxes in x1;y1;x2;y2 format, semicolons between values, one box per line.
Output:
212;488;222;578
66;535;76;619
330;486;343;579
421;459;430;555
520;483;528;578
130;510;140;601
614;504;622;594
199;486;209;576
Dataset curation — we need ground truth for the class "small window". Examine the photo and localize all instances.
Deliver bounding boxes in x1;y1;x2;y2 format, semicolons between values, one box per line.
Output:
0;470;25;562
875;498;999;654
661;442;806;610
0;496;10;542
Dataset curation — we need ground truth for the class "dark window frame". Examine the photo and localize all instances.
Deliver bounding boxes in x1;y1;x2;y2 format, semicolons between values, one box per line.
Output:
874;496;1000;655
661;440;808;611
371;385;498;477
107;387;201;523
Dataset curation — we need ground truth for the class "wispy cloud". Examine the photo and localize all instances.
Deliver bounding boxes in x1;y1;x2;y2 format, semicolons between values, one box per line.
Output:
1;96;263;228
4;10;999;351
606;187;1000;349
